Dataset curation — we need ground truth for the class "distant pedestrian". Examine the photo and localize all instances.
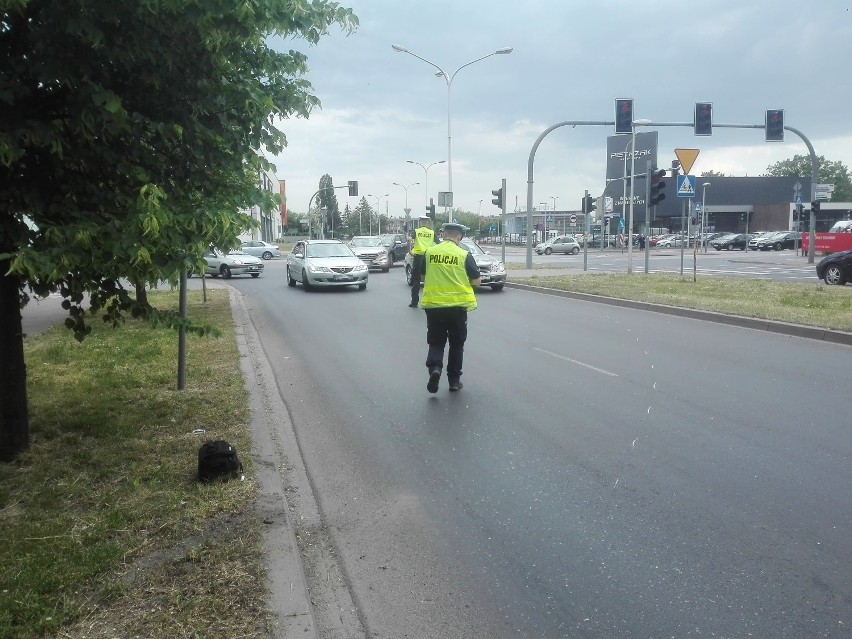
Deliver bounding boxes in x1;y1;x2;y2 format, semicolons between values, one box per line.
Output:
421;223;481;393
408;216;435;308
638;234;646;250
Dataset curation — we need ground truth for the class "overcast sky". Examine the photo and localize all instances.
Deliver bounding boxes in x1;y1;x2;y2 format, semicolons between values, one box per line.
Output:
267;0;852;219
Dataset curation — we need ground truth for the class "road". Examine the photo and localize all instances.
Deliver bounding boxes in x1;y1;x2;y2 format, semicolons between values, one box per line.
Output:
225;259;850;638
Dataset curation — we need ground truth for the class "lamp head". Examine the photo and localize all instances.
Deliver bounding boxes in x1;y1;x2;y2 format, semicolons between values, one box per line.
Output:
495;47;513;54
391;44;408;53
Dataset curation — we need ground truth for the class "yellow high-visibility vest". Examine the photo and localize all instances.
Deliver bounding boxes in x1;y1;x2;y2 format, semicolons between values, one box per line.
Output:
420;241;477;311
411;227;435;255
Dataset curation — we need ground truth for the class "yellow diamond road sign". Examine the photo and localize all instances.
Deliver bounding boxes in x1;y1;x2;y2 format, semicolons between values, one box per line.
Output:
674;148;700;175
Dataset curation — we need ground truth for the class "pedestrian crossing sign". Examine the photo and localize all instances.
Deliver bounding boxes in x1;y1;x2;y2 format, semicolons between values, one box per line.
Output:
677;174;697;198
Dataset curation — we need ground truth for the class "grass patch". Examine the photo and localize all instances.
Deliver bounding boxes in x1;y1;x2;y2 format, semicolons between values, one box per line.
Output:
0;289;269;639
510;272;852;331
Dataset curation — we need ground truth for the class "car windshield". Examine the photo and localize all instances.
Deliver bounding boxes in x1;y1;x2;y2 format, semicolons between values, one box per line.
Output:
459;240;485;255
306;243;354;258
350;237;383;247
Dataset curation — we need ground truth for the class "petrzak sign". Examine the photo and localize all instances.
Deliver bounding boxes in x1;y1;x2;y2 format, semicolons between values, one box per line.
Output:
605;131;659;182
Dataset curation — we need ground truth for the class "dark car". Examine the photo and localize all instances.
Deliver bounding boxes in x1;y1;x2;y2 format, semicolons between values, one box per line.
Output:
815;250;852;285
758;231;799;251
711;233;748;251
380;233;409;265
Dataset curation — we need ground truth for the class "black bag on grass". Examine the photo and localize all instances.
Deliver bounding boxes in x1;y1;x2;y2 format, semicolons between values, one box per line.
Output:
198;440;242;483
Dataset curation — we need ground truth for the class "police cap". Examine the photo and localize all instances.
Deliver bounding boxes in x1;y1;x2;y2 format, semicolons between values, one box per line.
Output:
440;222;467;235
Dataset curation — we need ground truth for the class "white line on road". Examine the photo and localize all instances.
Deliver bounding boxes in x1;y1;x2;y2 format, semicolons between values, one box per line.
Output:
533;347;618;377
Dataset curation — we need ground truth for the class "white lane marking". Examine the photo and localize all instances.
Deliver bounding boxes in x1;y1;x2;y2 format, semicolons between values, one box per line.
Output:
533;347;618;377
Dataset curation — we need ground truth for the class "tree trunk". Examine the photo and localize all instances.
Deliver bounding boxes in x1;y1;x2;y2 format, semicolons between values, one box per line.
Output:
0;262;30;462
134;281;148;307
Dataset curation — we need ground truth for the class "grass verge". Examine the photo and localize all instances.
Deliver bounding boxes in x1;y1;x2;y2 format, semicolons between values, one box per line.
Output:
509;272;852;332
0;289;268;639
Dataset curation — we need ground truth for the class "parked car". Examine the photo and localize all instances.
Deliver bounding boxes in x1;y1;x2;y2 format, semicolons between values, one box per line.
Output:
747;232;777;251
711;233;748;250
287;239;368;290
757;231;799;251
815;250;852;285
380;233;409;265
203;248;264;278
240;240;281;260
535;235;580;255
349;235;392;272
405;237;507;291
657;235;685;248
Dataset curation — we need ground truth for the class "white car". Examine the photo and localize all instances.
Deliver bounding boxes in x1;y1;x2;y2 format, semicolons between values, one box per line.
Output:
535;235;581;255
203;248;264;278
287;239;368;291
240;240;281;260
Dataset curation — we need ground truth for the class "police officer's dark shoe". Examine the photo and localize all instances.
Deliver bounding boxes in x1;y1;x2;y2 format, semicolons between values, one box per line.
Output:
408;301;418;308
448;378;463;392
427;368;441;393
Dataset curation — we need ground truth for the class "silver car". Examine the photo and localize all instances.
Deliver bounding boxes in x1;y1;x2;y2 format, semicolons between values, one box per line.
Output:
349;236;391;272
240;240;281;260
404;237;507;291
203;248;264;278
535;235;581;255
287;239;368;291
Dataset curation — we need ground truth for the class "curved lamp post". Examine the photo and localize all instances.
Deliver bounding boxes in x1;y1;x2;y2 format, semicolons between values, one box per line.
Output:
393;44;513;223
407;159;445;211
367;193;389;236
393;181;419;228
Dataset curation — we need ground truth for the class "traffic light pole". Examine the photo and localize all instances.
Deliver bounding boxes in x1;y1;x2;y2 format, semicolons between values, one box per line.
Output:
525;119;819;268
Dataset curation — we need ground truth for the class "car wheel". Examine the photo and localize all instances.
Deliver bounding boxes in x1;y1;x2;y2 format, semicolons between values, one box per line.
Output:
571;247;579;254
824;265;845;285
262;251;273;260
382;266;390;273
251;273;260;278
405;264;412;286
387;254;394;268
544;247;552;255
287;266;296;287
220;265;232;278
302;269;312;291
774;243;782;251
490;284;504;291
358;282;367;291
726;245;732;250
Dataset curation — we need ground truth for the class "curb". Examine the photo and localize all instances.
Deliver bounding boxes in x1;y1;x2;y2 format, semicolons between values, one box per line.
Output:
505;282;852;346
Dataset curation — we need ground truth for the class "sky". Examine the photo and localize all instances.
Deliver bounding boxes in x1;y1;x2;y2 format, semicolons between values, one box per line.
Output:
267;0;852;220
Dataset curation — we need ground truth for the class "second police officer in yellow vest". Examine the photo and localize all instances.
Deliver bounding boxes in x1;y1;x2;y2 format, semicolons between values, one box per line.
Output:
421;223;480;393
408;216;435;307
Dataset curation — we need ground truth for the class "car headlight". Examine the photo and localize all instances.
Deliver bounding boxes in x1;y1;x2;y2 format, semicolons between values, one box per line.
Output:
492;262;505;273
308;265;333;273
353;263;368;272
231;259;244;265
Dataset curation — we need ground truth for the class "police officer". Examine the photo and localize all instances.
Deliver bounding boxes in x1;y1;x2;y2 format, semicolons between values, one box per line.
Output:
408;216;435;307
420;223;481;393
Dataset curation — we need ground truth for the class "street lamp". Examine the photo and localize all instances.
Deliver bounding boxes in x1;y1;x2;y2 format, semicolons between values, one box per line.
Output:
393;44;513;223
407;159;445;209
701;182;711;253
367;193;389;236
393;181;419;228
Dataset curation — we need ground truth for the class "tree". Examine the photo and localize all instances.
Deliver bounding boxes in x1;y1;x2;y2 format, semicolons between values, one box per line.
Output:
765;155;852;201
351;197;372;236
701;170;727;178
316;174;342;238
0;1;358;461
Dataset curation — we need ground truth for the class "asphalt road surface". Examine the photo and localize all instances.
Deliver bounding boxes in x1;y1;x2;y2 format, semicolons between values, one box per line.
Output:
224;259;850;638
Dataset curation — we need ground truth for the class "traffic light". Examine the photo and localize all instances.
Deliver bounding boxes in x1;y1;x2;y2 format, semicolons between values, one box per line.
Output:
615;98;633;134
582;194;596;214
765;109;784;142
491;187;503;209
648;168;666;207
348;180;358;196
694;102;712;136
811;200;820;214
604;216;611;228
426;199;436;219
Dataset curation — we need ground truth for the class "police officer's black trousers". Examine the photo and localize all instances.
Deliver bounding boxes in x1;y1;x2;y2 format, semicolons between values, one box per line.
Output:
424;307;468;381
410;254;425;303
